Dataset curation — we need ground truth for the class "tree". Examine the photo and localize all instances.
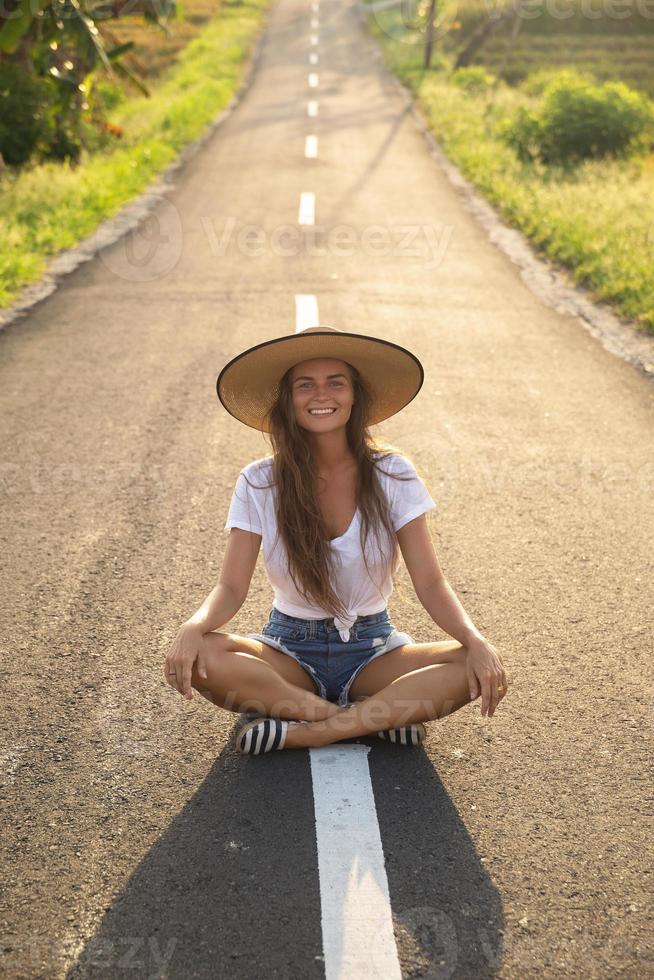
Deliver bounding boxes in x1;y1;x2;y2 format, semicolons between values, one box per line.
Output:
453;0;522;71
0;0;175;162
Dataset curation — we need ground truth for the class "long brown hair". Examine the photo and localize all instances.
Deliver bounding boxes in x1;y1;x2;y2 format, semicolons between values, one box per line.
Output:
242;360;432;620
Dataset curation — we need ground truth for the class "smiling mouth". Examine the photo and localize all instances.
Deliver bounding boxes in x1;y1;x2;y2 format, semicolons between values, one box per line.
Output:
307;408;338;415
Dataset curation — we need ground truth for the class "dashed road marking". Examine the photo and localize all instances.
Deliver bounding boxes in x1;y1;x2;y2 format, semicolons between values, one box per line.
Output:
305;135;318;158
295;295;320;330
299;192;316;225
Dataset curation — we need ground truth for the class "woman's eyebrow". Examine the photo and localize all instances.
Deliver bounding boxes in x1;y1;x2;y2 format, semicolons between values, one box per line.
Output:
293;373;348;381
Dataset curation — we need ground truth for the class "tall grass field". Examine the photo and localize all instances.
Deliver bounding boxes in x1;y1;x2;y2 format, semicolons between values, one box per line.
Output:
366;1;654;334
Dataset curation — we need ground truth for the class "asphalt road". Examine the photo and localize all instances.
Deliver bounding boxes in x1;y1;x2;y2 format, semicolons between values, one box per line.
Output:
0;0;652;976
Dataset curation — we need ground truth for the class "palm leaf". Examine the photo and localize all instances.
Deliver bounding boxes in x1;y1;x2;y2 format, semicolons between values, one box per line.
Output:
0;0;49;53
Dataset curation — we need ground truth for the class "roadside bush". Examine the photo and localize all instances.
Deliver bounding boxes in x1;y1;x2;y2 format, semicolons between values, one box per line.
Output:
451;65;495;93
89;80;126;114
498;77;654;164
520;67;596;98
0;62;86;166
40;126;83;164
76;79;127;153
0;64;55;166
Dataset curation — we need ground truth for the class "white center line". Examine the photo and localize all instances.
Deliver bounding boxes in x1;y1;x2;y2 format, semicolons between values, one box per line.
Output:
310;745;403;979
298;192;315;225
308;72;319;88
310;33;319;44
309;51;319;64
308;100;319;117
295;295;319;331
305;135;318;158
310;15;319;28
311;0;319;10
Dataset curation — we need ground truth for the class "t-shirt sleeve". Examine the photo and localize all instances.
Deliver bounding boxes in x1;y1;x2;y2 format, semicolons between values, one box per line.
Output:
386;455;437;532
223;469;264;535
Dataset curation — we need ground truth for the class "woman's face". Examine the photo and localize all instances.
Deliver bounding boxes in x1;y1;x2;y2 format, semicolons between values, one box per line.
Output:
289;357;354;432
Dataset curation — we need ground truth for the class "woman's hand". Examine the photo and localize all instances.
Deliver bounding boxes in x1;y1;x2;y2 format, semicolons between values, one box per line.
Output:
164;623;209;701
464;636;508;718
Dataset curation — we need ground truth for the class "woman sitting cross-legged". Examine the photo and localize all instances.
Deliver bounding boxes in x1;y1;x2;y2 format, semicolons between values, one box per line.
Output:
163;325;508;754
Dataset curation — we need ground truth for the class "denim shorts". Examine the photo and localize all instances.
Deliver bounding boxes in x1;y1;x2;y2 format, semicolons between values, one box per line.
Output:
247;606;415;708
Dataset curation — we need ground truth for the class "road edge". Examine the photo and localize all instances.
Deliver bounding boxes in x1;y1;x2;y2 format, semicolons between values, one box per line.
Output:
356;7;654;382
0;7;271;334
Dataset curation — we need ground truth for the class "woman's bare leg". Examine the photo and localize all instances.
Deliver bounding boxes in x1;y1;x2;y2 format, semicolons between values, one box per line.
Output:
284;659;473;748
189;634;341;722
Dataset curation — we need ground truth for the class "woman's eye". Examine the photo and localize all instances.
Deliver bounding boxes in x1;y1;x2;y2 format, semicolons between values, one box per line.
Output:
300;382;343;388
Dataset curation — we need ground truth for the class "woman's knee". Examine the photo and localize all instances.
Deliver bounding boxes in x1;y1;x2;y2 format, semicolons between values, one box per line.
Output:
439;659;474;716
188;634;246;695
189;637;284;703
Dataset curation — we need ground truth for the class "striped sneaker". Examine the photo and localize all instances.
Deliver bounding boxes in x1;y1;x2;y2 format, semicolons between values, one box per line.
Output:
341;703;426;746
376;723;426;746
237;717;307;755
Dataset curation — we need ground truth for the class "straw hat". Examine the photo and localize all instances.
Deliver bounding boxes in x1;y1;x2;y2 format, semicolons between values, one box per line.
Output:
216;326;425;433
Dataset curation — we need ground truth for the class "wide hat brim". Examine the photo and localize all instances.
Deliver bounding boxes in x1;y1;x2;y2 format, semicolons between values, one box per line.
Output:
216;327;425;433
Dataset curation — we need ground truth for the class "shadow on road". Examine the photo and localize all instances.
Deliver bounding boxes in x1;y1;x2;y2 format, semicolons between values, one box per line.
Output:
65;731;503;978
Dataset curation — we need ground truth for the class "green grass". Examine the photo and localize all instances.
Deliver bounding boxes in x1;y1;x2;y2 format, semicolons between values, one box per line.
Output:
0;0;271;308
366;12;654;334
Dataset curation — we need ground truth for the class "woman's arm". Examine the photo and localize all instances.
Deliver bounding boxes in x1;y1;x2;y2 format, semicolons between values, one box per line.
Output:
396;515;508;717
415;577;484;647
185;582;244;633
396;515;482;639
164;528;262;699
185;527;262;632
165;582;243;698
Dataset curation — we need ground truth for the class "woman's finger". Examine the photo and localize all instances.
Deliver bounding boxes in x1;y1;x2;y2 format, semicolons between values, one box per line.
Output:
466;661;479;701
166;653;183;695
170;661;180;694
182;658;194;700
488;674;502;718
491;666;509;714
164;659;176;690
480;669;492;717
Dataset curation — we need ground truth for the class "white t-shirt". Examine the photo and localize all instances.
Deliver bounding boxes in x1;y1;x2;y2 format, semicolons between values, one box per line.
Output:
223;452;437;641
